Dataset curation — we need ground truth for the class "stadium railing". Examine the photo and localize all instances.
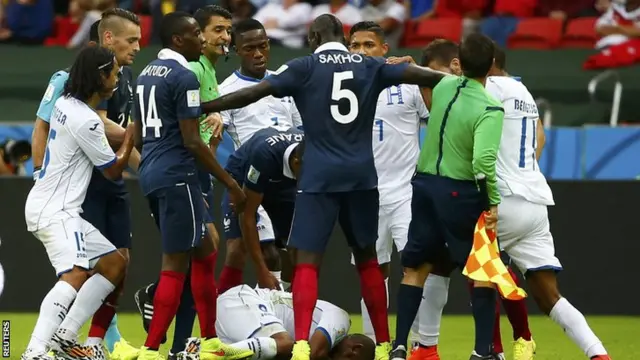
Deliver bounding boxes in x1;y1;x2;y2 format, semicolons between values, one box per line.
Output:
588;70;623;127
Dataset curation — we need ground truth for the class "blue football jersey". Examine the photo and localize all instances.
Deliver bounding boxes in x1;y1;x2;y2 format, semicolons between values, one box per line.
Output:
265;42;408;193
226;126;303;203
134;58;202;195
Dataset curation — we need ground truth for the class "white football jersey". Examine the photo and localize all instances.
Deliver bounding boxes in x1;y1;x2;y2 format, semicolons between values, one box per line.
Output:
25;96;117;231
253;288;350;346
485;76;554;206
373;84;429;204
219;70;302;148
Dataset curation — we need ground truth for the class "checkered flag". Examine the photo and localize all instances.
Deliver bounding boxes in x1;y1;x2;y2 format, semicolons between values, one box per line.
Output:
462;213;527;300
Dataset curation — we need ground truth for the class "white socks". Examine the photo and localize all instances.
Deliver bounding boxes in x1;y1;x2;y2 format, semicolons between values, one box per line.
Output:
26;281;77;353
361;278;389;341
56;274;115;341
549;297;607;357
409;275;450;347
231;337;278;360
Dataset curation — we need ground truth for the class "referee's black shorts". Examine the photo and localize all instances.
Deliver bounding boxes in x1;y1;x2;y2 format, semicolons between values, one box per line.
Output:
402;173;487;269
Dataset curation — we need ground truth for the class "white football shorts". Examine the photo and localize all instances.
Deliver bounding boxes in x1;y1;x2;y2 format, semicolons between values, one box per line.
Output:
498;195;562;274
257;206;276;243
216;285;286;343
351;197;411;265
32;216;117;276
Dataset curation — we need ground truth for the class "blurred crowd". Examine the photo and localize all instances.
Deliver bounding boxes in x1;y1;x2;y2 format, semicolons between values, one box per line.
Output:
0;0;637;50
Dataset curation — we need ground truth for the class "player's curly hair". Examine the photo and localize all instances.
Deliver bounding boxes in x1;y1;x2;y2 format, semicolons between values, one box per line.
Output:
63;46;116;103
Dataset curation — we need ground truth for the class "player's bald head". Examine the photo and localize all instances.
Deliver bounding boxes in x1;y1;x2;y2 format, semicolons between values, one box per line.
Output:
98;8;140;42
308;14;346;51
330;334;376;360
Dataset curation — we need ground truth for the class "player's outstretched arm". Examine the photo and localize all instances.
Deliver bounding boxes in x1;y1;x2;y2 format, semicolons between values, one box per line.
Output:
200;81;274;114
179;118;246;211
240;187;280;289
400;64;447;89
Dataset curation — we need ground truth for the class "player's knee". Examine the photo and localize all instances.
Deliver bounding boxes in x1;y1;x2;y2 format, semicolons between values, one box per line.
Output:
352;245;376;264
117;248;130;266
261;242;281;271
96;250;128;284
379;262;391;278
59;267;90;291
526;270;561;314
402;262;432;286
225;238;246;268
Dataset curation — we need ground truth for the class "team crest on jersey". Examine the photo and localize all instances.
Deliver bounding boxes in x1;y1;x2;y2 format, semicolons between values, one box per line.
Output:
247;165;260;184
186;90;200;108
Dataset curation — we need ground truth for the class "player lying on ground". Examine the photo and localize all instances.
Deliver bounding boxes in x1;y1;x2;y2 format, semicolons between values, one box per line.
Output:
216;18;304;295
347;20;431;345
202;13;446;360
30;11;142;360
389;34;506;360
23;46;135;360
387;39;536;360
223;126;303;290
132;11;250;360
216;285;376;360
484;46;611;360
132;6;230;360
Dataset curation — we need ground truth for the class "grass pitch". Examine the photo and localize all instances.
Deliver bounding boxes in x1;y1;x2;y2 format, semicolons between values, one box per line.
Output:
1;313;637;360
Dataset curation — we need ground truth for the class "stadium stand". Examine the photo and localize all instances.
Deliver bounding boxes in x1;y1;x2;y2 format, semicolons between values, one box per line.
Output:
561;17;601;49
507;17;565;50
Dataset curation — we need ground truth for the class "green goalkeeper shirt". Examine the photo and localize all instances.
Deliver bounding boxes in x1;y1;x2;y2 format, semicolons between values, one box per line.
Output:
417;75;505;205
189;54;219;145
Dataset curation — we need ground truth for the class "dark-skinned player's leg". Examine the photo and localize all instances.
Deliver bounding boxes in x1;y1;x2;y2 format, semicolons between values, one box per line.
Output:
500;196;609;359
342;189;391;360
141;185;198;356
287;192;339;360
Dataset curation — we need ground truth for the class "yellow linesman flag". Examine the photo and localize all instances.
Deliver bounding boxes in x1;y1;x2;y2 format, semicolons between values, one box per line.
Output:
462;212;527;300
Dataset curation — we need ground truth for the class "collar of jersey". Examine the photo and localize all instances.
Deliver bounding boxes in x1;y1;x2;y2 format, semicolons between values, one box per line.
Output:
314;41;348;54
199;54;215;71
234;70;269;83
282;143;299;179
157;48;191;70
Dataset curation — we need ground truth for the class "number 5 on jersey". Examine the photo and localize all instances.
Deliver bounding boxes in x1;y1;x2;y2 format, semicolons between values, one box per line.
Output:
331;71;359;124
136;85;162;138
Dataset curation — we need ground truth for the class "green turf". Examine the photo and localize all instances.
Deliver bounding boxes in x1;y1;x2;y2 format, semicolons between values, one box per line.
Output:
1;313;637;360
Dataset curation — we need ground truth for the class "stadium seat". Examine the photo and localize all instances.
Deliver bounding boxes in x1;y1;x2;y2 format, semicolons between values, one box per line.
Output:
139;15;153;48
343;24;352;38
44;16;80;47
507;18;563;49
561;17;599;49
414;17;463;44
400;20;426;48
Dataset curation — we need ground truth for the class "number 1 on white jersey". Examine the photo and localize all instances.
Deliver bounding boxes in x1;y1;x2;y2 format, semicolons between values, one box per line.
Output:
518;116;536;170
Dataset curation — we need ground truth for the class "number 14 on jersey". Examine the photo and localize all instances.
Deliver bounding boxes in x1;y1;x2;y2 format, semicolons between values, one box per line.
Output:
136;85;162;138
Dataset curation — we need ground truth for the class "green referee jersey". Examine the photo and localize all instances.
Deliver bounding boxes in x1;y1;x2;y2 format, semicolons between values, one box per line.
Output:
189;55;219;145
417;75;505;205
